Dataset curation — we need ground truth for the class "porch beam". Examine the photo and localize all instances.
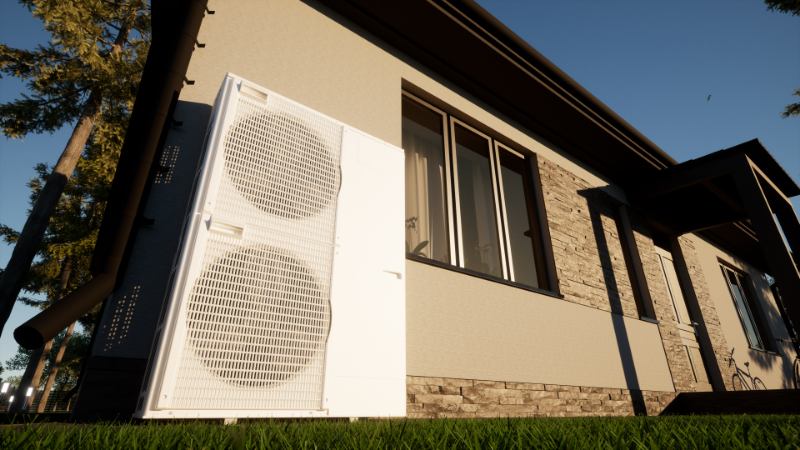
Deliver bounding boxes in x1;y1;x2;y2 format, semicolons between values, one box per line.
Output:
733;156;800;335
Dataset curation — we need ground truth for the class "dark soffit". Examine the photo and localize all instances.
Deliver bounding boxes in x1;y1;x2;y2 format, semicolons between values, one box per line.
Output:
313;0;798;272
313;0;677;184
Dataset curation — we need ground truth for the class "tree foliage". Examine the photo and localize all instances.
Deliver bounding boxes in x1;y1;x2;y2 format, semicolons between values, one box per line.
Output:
0;118;123;327
0;98;126;406
783;89;800;117
764;0;800;117
765;0;800;15
0;0;149;315
4;329;90;392
0;0;150;137
0;0;150;405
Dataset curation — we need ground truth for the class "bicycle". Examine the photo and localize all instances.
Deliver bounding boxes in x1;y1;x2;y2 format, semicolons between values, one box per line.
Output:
728;348;767;391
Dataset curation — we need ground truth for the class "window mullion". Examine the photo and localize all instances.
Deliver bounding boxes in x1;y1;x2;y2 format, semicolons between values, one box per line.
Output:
493;142;514;281
487;140;508;280
441;114;457;267
448;117;466;268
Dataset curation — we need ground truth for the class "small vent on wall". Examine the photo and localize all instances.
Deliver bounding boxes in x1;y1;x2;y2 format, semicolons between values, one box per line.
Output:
154;145;181;184
102;285;141;352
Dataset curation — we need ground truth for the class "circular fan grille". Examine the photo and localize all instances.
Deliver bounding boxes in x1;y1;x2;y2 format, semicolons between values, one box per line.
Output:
223;111;339;219
186;246;331;387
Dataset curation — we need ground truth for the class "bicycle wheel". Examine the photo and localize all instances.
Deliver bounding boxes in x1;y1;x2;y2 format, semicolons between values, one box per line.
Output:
752;377;767;390
793;359;800;390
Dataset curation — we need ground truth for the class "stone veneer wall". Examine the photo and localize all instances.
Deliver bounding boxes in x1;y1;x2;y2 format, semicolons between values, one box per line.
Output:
537;157;698;393
407;376;676;418
632;228;698;392
677;236;736;390
404;157;736;418
537;158;640;319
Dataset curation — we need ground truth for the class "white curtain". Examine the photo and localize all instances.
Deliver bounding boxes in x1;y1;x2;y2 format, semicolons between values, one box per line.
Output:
403;118;447;261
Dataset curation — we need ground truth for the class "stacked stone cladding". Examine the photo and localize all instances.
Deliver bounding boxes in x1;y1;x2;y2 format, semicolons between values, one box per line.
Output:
403;157;737;418
632;228;697;392
537;158;639;319
677;236;736;390
407;376;675;418
536;157;729;394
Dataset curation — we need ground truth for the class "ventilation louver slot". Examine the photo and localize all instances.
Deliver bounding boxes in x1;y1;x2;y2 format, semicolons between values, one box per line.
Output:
102;285;140;352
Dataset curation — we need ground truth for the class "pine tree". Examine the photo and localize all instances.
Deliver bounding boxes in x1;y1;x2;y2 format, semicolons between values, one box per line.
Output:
0;0;150;333
1;99;130;412
764;0;800;117
0;0;150;412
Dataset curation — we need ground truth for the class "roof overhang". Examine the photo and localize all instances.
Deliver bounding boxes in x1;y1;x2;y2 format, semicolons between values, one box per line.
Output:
314;0;798;270
313;0;676;180
632;139;799;271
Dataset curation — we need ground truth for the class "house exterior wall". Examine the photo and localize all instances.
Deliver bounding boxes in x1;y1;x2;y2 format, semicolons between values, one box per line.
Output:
406;259;673;392
406;376;675;418
677;236;739;390
164;0;797;417
692;236;798;389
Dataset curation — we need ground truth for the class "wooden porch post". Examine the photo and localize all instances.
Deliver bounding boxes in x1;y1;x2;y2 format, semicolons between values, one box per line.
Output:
733;157;800;338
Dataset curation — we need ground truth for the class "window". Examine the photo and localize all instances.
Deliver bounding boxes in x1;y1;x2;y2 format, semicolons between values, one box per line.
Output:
402;93;553;291
720;264;771;351
402;97;451;263
452;121;504;278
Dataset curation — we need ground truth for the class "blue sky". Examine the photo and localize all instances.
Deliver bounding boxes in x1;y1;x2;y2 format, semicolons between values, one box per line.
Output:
0;1;798;376
476;0;799;183
0;4;71;377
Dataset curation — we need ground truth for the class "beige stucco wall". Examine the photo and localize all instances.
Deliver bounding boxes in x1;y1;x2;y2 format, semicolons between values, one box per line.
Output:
169;0;718;392
691;235;797;389
407;261;674;391
188;0;620;194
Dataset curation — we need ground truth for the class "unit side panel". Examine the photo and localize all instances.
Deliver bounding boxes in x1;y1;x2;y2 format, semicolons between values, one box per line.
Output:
324;129;407;417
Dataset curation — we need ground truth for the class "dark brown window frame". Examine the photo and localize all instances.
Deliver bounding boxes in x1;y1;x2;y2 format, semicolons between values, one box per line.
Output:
402;90;559;296
719;261;775;352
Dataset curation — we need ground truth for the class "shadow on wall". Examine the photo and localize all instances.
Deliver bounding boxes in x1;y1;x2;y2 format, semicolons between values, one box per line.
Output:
579;188;647;415
723;254;795;384
751;276;794;378
726;345;798;391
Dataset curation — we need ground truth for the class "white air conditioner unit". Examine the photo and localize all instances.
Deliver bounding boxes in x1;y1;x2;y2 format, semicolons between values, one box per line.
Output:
137;74;406;419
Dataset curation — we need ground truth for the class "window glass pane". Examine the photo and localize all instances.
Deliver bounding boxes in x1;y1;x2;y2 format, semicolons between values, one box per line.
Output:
723;268;764;349
499;151;540;288
454;124;502;278
402;97;450;263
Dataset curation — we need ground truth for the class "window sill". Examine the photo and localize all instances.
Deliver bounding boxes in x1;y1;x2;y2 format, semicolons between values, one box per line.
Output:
748;346;780;357
406;254;563;300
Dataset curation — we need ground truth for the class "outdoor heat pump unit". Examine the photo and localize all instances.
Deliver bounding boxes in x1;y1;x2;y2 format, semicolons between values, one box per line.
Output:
82;74;406;419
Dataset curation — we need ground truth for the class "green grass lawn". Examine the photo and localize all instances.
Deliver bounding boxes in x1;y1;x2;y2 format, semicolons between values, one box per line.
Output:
1;416;799;449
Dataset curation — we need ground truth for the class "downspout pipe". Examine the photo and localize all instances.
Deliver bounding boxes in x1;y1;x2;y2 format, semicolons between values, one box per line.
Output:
14;0;208;350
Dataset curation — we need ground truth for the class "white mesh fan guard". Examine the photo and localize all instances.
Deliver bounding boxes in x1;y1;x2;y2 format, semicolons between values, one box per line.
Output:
161;87;343;411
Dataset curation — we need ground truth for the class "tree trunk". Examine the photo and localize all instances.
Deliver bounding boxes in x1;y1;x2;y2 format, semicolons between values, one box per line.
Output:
9;346;44;413
0;14;134;335
33;258;72;411
9;257;72;413
0;93;101;337
28;341;54;410
36;320;76;412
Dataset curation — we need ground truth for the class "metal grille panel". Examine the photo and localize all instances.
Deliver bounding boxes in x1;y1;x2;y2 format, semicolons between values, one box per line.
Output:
165;90;342;410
